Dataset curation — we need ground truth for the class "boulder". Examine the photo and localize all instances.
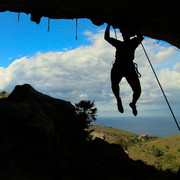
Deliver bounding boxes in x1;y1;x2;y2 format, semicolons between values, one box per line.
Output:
90;131;105;140
0;84;76;157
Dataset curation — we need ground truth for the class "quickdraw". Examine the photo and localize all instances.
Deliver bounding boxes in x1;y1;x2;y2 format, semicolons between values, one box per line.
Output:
134;63;141;78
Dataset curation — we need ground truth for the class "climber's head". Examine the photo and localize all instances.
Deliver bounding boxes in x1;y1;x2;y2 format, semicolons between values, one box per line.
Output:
121;31;131;42
120;28;135;42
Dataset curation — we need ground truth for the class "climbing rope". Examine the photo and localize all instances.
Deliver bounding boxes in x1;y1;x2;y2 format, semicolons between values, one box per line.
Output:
114;28;117;39
144;38;180;52
141;42;180;131
76;18;78;40
47;18;50;32
18;12;20;22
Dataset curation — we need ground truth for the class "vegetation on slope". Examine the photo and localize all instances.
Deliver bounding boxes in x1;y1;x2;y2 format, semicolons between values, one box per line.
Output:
89;125;180;173
128;134;180;172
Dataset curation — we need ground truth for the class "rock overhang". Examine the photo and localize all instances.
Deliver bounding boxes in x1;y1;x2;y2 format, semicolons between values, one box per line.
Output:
0;0;180;48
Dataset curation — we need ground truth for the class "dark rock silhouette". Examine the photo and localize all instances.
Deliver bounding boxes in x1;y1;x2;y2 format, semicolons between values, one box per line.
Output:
0;84;76;179
48;133;68;180
0;84;76;146
0;84;178;179
0;0;180;48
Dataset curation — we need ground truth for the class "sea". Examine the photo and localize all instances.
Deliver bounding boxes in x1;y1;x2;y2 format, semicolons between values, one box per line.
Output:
91;116;180;138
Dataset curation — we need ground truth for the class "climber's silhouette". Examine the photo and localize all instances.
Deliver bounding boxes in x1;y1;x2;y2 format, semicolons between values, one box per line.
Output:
104;24;143;116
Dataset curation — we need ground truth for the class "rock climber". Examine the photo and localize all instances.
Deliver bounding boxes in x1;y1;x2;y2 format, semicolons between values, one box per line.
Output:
104;24;144;116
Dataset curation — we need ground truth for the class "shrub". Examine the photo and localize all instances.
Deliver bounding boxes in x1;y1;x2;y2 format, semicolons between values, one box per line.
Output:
129;137;142;145
115;137;130;150
151;145;164;157
154;160;162;169
164;154;176;162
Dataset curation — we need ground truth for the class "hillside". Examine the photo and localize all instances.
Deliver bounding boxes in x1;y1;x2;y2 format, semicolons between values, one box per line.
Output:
90;125;180;173
89;125;139;143
128;134;180;173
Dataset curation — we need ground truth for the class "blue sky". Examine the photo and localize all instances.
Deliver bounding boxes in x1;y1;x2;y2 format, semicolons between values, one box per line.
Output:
0;11;180;134
0;12;102;67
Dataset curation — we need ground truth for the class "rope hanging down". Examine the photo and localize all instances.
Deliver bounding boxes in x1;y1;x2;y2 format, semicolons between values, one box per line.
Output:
141;43;180;131
114;28;117;39
18;13;20;22
47;18;50;32
76;18;78;40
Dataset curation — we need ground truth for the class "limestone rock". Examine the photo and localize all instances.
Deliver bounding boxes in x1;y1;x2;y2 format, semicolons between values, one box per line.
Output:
91;131;105;140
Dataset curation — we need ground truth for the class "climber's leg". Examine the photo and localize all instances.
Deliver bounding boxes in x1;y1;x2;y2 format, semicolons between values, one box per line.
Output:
126;72;141;116
111;67;124;113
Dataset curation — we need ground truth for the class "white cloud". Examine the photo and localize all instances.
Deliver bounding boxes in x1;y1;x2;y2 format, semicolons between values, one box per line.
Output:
0;30;180;117
79;93;89;99
173;63;180;72
0;32;113;104
155;46;175;63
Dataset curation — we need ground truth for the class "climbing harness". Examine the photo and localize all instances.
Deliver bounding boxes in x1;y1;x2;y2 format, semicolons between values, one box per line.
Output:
113;29;141;78
134;63;141;78
141;42;180;131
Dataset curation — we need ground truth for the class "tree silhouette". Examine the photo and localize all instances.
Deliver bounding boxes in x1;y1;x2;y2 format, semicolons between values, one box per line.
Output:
75;100;97;125
75;100;97;142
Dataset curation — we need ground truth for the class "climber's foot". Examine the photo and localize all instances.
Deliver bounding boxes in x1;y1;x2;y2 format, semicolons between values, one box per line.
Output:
117;99;124;113
129;103;137;116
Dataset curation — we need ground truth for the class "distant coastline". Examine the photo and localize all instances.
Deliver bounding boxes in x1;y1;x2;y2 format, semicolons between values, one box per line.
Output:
92;116;180;137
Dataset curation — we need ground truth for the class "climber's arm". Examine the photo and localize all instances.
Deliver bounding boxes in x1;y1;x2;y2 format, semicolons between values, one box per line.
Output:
104;24;111;41
104;24;119;46
136;32;144;44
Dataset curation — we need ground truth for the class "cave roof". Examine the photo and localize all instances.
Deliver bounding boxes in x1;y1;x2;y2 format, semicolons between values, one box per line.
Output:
0;0;180;48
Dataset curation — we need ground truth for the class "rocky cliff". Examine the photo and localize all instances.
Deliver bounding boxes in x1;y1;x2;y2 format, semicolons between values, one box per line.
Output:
0;84;76;157
0;0;180;48
0;84;179;179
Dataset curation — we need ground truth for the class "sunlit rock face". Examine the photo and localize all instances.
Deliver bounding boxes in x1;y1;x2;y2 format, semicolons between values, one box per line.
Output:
0;0;180;48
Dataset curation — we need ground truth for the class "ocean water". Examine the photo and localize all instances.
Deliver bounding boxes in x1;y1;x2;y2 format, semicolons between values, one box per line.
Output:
91;116;180;137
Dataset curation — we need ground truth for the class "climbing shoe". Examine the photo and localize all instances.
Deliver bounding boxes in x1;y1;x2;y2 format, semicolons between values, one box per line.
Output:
129;103;137;116
117;99;124;113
